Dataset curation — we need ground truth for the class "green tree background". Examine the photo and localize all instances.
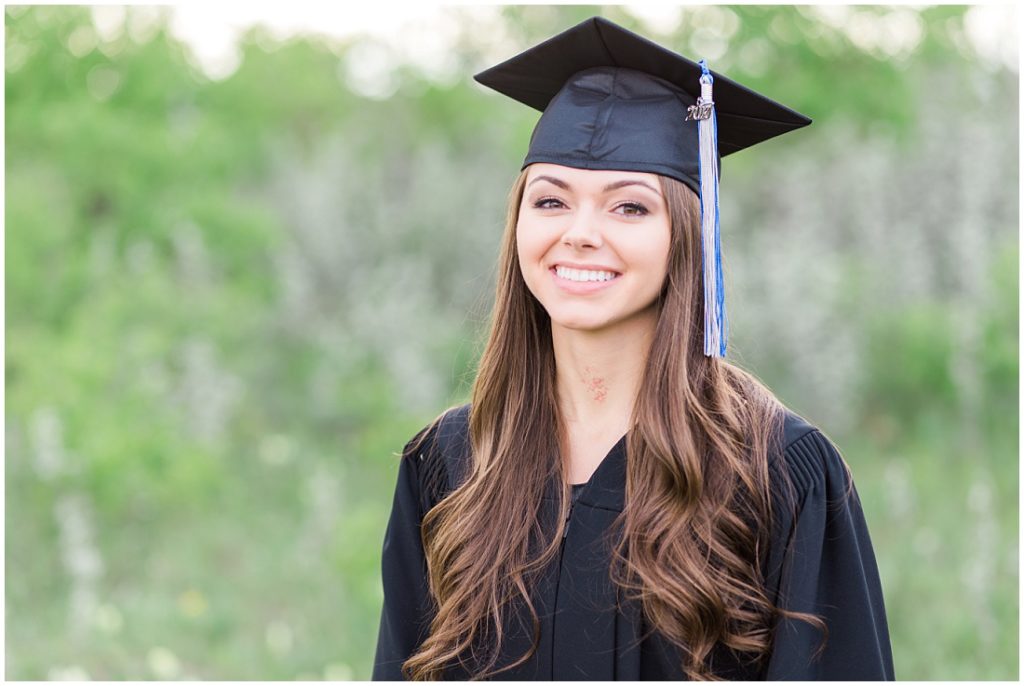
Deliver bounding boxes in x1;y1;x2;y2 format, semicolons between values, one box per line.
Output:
6;5;1018;680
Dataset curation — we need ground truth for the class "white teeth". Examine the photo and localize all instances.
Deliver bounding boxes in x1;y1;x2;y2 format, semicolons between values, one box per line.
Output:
554;266;618;282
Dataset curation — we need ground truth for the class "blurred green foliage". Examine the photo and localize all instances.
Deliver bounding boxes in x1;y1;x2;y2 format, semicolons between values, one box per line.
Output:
6;5;1018;680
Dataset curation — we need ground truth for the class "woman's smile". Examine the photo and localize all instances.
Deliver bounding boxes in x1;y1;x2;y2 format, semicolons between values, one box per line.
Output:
549;265;622;294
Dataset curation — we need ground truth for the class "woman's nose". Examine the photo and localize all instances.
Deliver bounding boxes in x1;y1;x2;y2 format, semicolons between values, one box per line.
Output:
561;206;603;249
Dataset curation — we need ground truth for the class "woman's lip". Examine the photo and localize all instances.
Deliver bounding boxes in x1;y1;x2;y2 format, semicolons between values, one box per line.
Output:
549;266;621;294
553;262;621;273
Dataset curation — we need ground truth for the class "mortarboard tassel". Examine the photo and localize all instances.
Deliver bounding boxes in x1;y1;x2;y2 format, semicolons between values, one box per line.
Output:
689;59;727;357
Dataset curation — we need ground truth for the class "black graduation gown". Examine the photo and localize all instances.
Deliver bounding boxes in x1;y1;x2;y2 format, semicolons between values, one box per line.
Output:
372;404;895;680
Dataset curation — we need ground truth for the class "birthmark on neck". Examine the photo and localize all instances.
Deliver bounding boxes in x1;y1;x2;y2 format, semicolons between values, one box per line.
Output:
583;366;608;402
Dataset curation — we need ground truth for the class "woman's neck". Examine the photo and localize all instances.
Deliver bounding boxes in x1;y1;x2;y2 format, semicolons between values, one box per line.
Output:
551;309;657;433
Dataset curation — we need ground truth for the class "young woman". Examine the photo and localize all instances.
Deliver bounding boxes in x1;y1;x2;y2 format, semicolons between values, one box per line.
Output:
373;17;894;681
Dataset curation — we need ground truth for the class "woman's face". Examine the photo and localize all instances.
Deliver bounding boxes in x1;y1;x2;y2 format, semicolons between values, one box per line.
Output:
516;163;672;334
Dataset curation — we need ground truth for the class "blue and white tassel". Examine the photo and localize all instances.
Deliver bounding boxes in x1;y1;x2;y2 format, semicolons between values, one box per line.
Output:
690;59;727;357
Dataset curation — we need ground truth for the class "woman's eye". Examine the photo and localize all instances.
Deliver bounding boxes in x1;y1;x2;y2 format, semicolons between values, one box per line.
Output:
615;201;649;216
533;197;566;210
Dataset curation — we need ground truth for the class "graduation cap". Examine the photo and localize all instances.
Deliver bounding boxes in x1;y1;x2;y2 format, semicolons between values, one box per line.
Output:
474;16;811;357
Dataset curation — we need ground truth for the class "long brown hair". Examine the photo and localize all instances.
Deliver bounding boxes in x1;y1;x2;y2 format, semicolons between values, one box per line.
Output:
403;169;826;679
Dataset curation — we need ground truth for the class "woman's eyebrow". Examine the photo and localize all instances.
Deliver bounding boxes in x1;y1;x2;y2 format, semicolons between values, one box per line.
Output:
527;175;662;197
527;175;570;190
601;179;663;196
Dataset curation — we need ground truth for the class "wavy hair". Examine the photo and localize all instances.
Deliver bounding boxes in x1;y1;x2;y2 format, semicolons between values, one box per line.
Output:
402;169;827;679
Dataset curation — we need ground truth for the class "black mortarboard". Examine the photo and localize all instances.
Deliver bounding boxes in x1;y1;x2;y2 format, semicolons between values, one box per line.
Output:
474;16;812;357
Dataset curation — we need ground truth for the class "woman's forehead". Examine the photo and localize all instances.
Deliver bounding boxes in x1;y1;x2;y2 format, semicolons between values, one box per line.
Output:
524;163;662;189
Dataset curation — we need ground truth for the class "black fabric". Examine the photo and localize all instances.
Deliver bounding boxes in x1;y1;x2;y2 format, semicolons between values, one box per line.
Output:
473;16;812;195
372;404;895;680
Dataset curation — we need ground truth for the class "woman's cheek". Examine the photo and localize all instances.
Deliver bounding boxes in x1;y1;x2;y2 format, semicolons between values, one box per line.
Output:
516;233;543;291
518;231;546;272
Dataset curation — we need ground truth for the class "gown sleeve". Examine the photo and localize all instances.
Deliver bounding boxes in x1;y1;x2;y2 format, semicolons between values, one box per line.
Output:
371;428;439;680
764;428;896;680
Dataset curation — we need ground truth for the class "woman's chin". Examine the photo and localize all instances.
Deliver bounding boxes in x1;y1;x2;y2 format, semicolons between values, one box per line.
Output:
544;299;661;336
547;312;616;333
